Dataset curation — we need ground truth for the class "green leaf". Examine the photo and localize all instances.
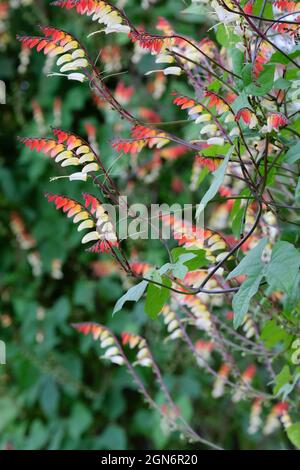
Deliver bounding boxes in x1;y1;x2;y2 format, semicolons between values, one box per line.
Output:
245;65;275;96
287;422;300;449
201;143;231;157
40;377;59;416
232;206;245;239
216;25;239;47
192;166;209;190
260;319;292;349
241;64;252;87
68;403;92;440
96;424;127;450
113;280;148;315
285;141;300;164
171;247;209;271
273;365;292;396
227;238;268;280
228;238;268;328
196;147;233;219
270;48;300;65
0;398;18;433
274;78;291;90
172;254;193;279
232;273;264;329
274;368;300;400
230;48;244;76
144;277;171;319
180;4;207;16
265;241;300;295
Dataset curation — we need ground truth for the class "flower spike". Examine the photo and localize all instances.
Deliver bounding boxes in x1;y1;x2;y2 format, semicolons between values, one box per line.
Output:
45;193;118;251
17;26;90;82
18;129;101;181
52;0;130;34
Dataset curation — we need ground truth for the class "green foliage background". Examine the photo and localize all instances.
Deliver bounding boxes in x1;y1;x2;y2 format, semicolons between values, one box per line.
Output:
0;0;292;450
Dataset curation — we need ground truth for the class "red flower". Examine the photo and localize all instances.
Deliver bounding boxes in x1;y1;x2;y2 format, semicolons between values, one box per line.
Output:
243;1;253;14
266;113;288;132
236;108;258;128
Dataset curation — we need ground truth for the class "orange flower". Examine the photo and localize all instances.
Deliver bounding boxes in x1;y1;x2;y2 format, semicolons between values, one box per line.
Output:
236;108;258;129
112;125;169;155
243;1;253;14
265;113;288;132
53;0;130;34
204;91;228;114
129;31;164;54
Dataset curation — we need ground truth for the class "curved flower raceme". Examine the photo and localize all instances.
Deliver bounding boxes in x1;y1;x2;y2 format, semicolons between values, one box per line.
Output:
112;125;170;155
52;0;131;34
18;128;100;181
73;322;125;365
46;193;118;253
172;93;203;123
121;332;153;368
17;26;90;82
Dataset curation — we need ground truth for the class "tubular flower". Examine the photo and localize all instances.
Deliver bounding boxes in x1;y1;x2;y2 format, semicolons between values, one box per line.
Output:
114;81;134;105
147;72;167;100
204;91;229;114
242;314;256;338
212;363;231;398
52;0;130;34
197;155;220;172
253;41;273;78
172;93;203;123
17;26;89;82
243;1;253;14
112;125;170;155
138;107;161;124
272;17;300;36
273;1;300;13
195;340;214;366
101;44;122;72
263;402;289;435
46;193;118;252
121;332;153;367
183;297;212;332
129;30;164;54
161;305;183;341
10;212;36;250
232;364;256;402
248;398;263;435
130;261;151;277
236;108;258;129
156;16;175;36
159;145;187;161
190;155;219;191
73;322;125;365
264;113;289;133
18;128;100;181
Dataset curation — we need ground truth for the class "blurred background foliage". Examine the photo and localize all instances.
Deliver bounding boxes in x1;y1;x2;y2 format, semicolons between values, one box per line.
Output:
0;0;290;450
